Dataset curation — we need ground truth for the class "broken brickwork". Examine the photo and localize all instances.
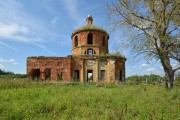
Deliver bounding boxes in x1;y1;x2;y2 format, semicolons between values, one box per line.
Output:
27;15;126;82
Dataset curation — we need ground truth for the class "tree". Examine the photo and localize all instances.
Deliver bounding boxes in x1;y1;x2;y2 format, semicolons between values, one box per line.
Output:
106;0;180;88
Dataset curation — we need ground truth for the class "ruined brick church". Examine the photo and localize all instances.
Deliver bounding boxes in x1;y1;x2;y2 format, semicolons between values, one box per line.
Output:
27;15;126;82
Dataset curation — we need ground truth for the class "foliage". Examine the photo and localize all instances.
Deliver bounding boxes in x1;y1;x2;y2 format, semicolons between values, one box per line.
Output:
0;79;179;119
72;24;108;36
69;53;126;59
57;75;63;81
0;69;14;75
126;74;164;85
0;74;26;79
106;0;180;88
98;53;126;59
0;69;26;79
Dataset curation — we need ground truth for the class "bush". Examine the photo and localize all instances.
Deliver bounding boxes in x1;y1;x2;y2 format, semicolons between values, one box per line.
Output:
0;74;26;79
126;74;164;85
0;69;26;79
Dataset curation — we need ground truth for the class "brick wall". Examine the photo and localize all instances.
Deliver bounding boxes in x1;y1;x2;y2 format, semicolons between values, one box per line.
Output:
72;31;109;55
27;57;72;81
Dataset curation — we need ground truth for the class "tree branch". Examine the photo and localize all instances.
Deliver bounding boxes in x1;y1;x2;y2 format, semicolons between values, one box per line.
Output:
173;66;180;72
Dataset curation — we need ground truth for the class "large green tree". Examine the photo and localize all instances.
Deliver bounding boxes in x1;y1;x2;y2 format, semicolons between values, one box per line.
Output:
106;0;180;88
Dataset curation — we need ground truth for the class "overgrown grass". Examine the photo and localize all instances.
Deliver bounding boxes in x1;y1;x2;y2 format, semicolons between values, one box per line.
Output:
0;79;179;120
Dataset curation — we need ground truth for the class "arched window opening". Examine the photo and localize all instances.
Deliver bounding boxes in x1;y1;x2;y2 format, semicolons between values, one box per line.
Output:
75;36;78;47
87;33;93;44
84;51;86;54
94;50;96;54
102;36;105;46
87;48;93;55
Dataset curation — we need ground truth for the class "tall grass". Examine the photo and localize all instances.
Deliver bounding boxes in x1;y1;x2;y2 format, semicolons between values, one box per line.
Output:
0;79;179;120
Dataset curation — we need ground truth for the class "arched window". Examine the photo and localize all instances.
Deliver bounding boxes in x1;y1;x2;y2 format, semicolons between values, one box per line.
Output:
87;33;93;44
102;36;105;46
87;48;93;55
75;36;78;47
84;51;86;54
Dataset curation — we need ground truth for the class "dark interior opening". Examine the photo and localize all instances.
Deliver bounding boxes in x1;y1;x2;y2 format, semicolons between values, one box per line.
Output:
74;70;80;81
87;33;93;44
87;70;93;82
58;72;63;80
31;69;40;80
75;36;78;47
45;69;51;80
119;70;122;81
101;70;105;80
94;50;96;54
102;36;105;46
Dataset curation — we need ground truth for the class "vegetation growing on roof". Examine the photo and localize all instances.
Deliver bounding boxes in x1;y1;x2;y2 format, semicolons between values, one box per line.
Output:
70;53;126;60
72;24;108;36
98;53;126;59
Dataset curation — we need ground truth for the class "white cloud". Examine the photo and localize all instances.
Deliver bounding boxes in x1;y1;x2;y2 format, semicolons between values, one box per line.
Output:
0;41;18;51
141;63;149;67
0;22;40;43
0;1;58;55
159;64;180;70
0;23;18;36
0;58;15;63
171;64;180;70
147;68;156;71
12;62;18;65
32;43;56;55
160;66;163;69
0;64;4;69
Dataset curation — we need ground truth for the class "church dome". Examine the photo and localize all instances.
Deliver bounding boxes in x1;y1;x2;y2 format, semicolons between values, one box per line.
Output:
71;15;109;38
71;24;108;38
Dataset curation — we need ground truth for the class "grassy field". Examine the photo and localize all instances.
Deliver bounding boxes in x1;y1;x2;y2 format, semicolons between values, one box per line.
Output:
0;79;179;120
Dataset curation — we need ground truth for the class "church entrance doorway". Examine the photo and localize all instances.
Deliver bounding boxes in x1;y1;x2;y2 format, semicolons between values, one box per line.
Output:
87;70;93;82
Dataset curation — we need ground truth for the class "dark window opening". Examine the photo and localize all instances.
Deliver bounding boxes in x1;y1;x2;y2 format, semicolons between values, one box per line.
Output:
87;70;93;82
102;36;105;47
74;70;80;81
84;51;86;54
58;72;63;81
45;69;51;80
87;48;93;55
31;69;40;80
87;33;93;44
94;50;96;54
75;36;78;47
101;70;105;80
119;70;122;81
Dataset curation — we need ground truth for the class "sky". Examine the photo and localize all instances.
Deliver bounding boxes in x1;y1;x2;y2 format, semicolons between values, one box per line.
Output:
0;0;177;77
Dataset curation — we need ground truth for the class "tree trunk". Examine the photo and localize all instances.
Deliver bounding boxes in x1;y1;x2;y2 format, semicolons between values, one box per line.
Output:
165;70;174;89
161;56;175;89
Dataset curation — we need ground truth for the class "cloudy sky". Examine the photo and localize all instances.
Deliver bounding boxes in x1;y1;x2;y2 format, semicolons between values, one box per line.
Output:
0;0;177;77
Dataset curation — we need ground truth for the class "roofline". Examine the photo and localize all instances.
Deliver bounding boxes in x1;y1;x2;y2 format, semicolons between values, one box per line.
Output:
71;29;109;38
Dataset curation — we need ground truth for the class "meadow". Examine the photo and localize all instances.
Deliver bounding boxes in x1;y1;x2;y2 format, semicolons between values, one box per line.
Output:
0;79;179;120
